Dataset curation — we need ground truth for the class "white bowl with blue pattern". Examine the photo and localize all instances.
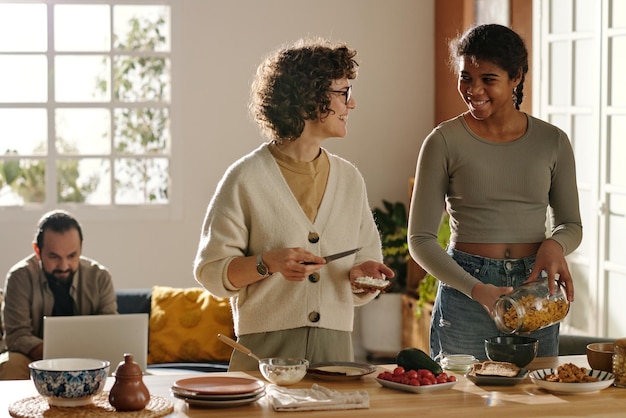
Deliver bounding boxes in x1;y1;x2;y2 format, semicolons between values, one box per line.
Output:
29;358;110;406
530;367;615;394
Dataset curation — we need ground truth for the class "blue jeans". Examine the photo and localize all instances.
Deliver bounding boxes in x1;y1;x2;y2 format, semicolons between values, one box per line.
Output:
430;248;559;361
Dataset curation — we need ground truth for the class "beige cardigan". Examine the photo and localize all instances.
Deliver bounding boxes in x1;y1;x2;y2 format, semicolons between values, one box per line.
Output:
194;144;383;336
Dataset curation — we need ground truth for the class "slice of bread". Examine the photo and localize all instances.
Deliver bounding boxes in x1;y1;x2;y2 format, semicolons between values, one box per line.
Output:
353;276;392;292
470;361;520;377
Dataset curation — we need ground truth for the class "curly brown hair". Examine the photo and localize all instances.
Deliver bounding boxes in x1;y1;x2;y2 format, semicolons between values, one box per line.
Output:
249;37;358;142
449;24;528;110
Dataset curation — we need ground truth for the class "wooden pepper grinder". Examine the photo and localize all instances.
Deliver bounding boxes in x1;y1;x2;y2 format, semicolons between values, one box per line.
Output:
109;353;150;411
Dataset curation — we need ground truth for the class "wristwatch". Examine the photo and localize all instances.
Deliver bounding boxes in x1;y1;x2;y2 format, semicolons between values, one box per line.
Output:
256;253;270;278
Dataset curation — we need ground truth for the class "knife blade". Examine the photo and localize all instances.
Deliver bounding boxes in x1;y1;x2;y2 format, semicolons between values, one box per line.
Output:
302;247;361;265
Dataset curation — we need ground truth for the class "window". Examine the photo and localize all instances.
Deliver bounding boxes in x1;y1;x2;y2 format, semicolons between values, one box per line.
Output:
534;0;626;338
0;1;172;211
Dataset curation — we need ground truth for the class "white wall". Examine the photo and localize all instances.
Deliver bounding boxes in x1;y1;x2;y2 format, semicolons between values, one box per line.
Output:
0;0;434;293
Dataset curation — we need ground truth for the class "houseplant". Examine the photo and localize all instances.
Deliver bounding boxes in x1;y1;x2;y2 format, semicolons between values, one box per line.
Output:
372;200;409;293
371;199;443;301
360;200;442;356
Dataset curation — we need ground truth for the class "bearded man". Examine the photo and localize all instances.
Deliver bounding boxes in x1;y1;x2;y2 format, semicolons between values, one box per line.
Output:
0;210;117;379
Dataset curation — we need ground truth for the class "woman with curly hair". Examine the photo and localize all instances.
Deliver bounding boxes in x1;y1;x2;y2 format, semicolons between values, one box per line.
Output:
408;24;582;360
194;38;393;371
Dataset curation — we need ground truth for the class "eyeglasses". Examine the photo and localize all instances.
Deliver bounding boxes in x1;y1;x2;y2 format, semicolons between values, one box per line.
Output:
329;85;352;105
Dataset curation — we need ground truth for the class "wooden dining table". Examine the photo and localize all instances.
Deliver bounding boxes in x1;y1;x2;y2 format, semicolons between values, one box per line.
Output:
2;355;625;417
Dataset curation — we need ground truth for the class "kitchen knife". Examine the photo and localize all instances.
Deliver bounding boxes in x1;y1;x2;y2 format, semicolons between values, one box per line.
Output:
302;247;361;264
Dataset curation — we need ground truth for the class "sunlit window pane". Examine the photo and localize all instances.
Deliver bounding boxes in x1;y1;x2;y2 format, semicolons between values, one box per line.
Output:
609;36;626;107
114;56;170;102
549;42;572;106
0;184;22;205
550;0;572;33
0;158;46;204
0;55;47;103
611;0;626;28
55;4;111;52
0;4;47;52
574;0;596;32
57;158;110;204
0;2;172;209
0;109;47;155
573;114;593;184
114;157;168;204
55;56;110;102
574;39;594;106
114;5;170;52
609;115;626;188
607;195;626;265
114;108;169;154
56;109;111;155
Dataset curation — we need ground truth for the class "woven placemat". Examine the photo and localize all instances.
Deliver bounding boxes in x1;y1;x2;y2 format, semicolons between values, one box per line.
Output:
8;391;173;418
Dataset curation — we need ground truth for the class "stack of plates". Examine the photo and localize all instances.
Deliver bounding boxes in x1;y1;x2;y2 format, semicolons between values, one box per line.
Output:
170;376;265;407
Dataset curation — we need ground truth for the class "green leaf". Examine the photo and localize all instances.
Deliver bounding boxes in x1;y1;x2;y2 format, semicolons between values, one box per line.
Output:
0;159;21;185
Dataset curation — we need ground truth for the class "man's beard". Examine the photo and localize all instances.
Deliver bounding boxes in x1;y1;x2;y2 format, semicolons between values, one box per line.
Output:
44;268;76;284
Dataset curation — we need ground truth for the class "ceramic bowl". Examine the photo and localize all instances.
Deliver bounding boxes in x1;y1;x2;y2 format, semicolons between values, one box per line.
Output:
485;335;538;368
29;358;110;407
440;354;478;373
586;342;615;372
258;358;308;386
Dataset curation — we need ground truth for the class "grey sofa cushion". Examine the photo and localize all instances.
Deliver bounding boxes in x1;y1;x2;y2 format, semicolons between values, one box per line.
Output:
558;334;615;356
116;288;152;315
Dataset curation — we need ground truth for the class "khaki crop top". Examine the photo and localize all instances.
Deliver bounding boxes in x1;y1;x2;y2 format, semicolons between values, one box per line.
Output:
408;114;582;297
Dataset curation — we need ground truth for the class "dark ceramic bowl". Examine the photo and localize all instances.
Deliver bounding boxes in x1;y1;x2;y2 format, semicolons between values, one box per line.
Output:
485;335;538;368
586;342;615;372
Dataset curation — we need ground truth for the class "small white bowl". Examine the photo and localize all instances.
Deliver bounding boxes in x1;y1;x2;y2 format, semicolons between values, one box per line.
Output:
440;354;478;373
29;358;109;406
258;358;308;386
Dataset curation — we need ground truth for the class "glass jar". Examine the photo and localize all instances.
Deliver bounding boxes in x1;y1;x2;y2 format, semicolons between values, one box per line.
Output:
613;338;626;388
493;279;569;334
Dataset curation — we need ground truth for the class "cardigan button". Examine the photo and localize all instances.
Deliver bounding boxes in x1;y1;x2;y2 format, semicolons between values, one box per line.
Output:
308;232;320;243
308;272;320;283
308;311;320;323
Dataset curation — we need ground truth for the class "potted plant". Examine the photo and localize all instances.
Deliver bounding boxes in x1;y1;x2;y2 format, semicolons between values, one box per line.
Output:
360;200;448;357
372;200;409;293
370;199;444;300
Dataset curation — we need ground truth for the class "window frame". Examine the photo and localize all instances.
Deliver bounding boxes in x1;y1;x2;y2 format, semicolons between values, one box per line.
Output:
0;0;181;222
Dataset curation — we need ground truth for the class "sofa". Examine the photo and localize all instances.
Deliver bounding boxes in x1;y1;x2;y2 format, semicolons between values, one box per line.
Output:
557;334;616;356
116;286;232;373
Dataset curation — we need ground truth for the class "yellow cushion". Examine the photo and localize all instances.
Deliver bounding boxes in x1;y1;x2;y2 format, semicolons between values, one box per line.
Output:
148;286;234;364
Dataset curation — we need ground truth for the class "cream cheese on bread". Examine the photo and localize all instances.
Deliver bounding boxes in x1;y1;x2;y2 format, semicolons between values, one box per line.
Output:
469;361;521;377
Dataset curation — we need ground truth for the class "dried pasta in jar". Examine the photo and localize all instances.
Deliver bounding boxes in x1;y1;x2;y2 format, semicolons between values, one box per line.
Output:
494;279;569;334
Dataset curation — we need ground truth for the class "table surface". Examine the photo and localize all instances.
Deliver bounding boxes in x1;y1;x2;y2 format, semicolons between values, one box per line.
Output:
2;355;625;417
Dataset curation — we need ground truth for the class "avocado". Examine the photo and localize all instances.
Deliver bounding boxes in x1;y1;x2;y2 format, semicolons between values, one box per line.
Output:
396;347;443;375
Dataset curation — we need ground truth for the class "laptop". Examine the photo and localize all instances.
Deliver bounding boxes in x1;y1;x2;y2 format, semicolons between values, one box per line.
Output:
43;313;149;375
